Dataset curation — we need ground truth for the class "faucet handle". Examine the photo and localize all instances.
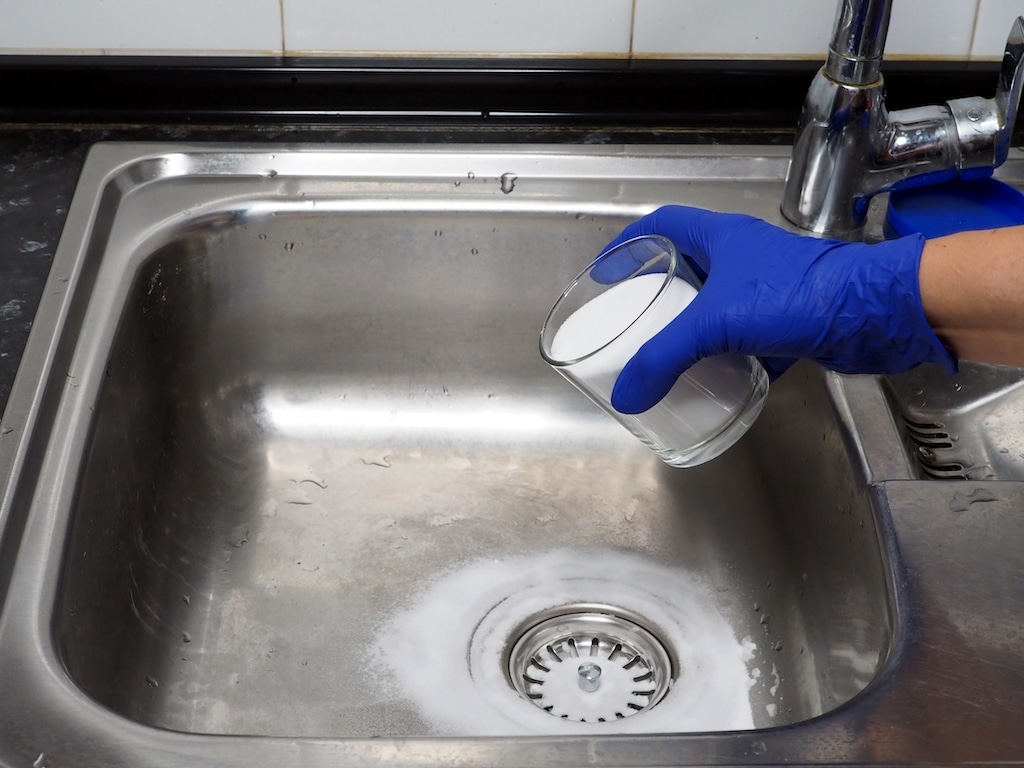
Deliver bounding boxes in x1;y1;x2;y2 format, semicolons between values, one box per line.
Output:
948;16;1024;170
995;16;1024;152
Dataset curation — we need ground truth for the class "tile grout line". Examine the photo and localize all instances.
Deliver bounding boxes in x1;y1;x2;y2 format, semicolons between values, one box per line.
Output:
279;0;287;57
629;0;638;59
968;0;982;59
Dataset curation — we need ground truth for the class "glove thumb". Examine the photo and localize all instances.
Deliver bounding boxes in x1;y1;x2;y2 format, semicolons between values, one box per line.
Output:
610;301;717;414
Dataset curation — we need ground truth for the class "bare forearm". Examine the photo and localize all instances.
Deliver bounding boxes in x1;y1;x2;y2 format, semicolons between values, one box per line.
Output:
919;225;1024;367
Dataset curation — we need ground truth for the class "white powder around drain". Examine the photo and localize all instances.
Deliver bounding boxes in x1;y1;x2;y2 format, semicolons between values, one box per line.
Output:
369;549;757;736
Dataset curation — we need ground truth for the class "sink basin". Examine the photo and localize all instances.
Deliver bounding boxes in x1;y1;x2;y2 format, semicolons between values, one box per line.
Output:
1;143;1023;766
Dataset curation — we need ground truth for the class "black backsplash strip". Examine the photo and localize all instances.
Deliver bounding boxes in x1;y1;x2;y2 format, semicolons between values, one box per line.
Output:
0;56;1007;135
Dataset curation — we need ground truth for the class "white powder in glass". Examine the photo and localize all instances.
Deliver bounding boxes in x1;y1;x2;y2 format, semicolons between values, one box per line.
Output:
550;272;696;365
550;272;753;447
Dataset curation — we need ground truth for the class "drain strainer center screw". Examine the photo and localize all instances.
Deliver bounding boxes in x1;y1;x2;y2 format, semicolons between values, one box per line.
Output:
577;662;602;692
505;605;675;723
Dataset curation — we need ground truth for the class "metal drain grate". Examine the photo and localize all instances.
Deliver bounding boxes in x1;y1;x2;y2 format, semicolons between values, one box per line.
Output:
505;605;675;723
902;417;969;480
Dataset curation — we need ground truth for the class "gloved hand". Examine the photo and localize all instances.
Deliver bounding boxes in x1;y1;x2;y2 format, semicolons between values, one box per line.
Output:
603;206;957;414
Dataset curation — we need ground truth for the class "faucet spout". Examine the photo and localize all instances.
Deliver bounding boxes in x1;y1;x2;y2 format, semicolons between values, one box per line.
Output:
826;0;892;85
782;5;1024;238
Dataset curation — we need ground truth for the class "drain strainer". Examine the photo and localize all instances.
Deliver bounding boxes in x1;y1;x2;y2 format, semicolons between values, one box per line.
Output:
505;604;675;723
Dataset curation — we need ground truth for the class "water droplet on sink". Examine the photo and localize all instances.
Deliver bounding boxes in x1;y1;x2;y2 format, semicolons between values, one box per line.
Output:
146;675;159;688
33;753;48;768
19;240;48;253
182;632;192;643
467;171;475;179
261;169;278;178
500;172;517;194
950;488;998;512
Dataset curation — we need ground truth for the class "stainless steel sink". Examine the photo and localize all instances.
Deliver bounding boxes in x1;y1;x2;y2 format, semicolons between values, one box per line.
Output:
1;144;1023;767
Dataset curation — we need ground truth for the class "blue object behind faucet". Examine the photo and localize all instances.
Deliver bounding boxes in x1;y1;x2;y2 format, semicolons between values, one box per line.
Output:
886;177;1024;238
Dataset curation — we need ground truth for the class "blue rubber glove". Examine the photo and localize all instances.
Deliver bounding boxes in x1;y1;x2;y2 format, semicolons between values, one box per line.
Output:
603;206;958;414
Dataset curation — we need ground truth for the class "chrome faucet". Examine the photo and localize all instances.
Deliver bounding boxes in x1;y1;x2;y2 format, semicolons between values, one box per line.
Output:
781;1;1024;238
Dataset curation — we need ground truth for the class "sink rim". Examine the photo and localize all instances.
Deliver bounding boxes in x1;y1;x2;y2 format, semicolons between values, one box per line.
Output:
1;141;1023;767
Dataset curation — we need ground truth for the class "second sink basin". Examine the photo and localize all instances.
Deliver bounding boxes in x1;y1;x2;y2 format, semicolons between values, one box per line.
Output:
883;362;1024;481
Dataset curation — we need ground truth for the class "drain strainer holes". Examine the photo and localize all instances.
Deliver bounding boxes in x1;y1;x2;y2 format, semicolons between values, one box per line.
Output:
505;605;675;723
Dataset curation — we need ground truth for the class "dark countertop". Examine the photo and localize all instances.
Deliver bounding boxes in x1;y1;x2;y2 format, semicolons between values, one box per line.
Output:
0;130;89;414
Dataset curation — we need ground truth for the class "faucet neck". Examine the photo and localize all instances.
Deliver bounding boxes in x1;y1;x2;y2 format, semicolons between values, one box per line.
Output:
826;0;893;85
784;5;1024;237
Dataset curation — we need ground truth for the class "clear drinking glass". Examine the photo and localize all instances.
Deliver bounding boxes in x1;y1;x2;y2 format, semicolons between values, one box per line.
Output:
539;234;769;467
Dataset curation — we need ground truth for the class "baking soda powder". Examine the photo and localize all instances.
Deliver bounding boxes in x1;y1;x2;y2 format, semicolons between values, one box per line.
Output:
550;272;752;448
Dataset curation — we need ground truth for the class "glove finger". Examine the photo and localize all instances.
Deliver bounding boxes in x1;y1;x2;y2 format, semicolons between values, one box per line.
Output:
610;298;720;414
758;356;797;381
603;205;722;278
599;214;660;255
590;231;677;285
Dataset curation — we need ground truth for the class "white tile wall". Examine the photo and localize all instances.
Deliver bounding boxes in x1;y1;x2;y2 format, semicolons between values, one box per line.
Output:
284;0;634;56
632;0;835;58
974;0;1024;58
0;0;1020;60
884;0;978;58
0;0;282;55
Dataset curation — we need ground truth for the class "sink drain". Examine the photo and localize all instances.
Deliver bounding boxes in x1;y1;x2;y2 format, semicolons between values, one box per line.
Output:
505;604;676;723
